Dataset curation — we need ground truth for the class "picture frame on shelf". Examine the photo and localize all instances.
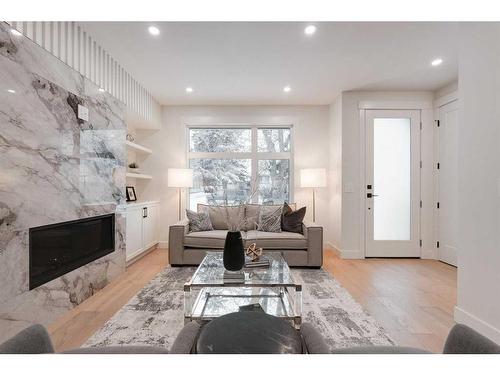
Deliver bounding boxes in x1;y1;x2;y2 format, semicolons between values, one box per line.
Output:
126;186;137;202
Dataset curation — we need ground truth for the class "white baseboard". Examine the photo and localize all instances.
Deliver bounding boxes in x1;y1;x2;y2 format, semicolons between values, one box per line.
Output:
340;249;364;259
325;242;363;259
421;248;438;259
454;306;500;344
325;241;341;256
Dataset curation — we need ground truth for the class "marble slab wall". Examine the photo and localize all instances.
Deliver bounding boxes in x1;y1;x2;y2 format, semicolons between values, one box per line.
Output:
0;22;127;342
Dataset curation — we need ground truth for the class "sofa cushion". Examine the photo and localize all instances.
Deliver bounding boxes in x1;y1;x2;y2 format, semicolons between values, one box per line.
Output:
281;202;306;234
258;206;283;232
244;204;297;231
243;204;261;231
198;204;245;230
245;230;307;249
184;230;247;249
186;209;213;232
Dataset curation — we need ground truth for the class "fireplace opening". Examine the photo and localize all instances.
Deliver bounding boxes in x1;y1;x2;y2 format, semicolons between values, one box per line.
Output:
29;214;115;290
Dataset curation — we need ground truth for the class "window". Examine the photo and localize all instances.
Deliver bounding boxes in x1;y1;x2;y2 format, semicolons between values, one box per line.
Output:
188;126;292;210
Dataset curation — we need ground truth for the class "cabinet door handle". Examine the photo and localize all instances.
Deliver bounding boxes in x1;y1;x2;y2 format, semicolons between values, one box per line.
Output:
143;207;147;218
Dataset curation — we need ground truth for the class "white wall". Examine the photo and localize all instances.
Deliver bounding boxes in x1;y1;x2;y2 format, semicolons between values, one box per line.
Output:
137;105;331;245
328;97;342;250
455;22;500;343
338;91;436;259
7;21;161;128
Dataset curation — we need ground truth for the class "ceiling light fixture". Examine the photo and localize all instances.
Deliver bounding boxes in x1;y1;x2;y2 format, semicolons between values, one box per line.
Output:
304;25;317;35
7;89;16;94
283;86;291;93
10;29;22;36
186;87;193;93
148;26;160;36
431;58;443;66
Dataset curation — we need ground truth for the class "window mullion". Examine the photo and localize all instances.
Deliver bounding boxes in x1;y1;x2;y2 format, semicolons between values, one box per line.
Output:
251;126;258;203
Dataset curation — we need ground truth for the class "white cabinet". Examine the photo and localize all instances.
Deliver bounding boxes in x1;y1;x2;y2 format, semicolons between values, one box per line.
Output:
142;204;159;250
125;201;160;262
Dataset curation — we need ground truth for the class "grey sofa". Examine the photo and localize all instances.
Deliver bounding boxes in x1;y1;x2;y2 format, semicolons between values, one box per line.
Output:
169;204;323;267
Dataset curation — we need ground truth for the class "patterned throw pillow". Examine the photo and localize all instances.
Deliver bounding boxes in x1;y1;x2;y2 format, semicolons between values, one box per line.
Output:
281;202;306;234
186;209;213;232
258;206;283;233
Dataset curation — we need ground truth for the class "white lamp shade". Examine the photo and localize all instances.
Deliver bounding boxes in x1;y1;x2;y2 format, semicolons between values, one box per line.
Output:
300;168;327;188
168;168;193;188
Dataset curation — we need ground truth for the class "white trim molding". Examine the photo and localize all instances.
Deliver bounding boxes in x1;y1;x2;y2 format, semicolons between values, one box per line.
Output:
357;98;435;260
455;306;500;344
339;249;364;259
434;90;459;109
6;21;161;127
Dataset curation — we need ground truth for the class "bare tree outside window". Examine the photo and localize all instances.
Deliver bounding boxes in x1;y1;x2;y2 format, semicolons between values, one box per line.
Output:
188;127;291;209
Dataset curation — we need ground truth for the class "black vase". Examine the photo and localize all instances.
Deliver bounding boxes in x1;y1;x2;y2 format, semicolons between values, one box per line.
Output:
223;231;245;271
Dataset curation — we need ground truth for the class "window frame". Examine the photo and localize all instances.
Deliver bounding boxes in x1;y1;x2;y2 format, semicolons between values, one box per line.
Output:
186;124;294;207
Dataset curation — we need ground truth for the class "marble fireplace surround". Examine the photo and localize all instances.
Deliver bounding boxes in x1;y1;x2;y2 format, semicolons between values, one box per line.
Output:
0;22;127;341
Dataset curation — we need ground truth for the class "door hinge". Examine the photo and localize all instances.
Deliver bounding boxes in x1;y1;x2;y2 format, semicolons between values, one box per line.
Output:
436;120;440;127
420;200;422;208
419;239;422;247
420;160;423;169
437;241;440;248
437;162;440;170
437;202;440;209
420;122;423;130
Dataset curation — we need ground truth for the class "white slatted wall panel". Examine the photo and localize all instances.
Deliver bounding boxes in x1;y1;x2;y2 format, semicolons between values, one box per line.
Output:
6;21;160;124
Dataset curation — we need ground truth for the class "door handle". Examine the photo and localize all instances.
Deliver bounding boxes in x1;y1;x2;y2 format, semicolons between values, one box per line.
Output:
367;193;379;198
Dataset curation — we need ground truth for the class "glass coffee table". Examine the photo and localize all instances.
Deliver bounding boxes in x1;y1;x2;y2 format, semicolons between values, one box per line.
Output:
184;252;302;327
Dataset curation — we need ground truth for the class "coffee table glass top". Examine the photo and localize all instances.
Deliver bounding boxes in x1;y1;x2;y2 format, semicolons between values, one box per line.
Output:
184;252;302;326
187;252;296;287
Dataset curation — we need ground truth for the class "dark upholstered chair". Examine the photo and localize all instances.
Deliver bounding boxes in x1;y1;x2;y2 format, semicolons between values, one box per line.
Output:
1;322;499;354
0;324;169;354
0;320;328;354
329;324;500;354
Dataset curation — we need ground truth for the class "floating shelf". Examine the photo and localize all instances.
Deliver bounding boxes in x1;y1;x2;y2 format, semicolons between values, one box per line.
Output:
126;172;152;180
126;140;152;154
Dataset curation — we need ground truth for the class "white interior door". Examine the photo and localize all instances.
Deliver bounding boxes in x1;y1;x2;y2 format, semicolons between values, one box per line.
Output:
437;100;459;266
365;109;421;257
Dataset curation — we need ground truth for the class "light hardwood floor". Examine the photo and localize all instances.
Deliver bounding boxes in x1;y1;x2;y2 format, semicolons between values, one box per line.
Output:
48;247;456;353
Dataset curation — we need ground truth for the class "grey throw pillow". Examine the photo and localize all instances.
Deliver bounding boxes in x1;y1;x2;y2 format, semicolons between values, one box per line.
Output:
197;204;245;230
281;202;306;233
186;209;213;232
258;206;283;233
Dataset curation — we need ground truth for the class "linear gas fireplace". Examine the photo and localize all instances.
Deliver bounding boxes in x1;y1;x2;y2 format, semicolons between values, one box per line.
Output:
29;214;115;290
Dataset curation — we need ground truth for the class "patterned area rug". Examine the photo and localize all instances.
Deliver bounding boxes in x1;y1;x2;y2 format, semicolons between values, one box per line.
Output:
84;267;394;350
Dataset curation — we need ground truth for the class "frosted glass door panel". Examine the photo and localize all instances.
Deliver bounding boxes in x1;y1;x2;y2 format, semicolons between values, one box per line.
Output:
373;118;411;240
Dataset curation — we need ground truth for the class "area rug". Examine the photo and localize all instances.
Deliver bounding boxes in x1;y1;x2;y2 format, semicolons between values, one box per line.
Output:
84;267;394;350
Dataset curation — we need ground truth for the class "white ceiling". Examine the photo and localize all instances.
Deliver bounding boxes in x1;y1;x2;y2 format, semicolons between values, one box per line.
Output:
81;22;459;105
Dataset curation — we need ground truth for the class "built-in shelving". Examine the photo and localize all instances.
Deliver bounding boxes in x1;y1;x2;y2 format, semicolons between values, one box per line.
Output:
126;140;152;154
126;172;153;180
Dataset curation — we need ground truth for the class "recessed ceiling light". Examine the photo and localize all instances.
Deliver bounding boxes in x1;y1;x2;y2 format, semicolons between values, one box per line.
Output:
304;25;317;35
10;29;22;36
186;87;193;93
283;86;291;93
7;89;16;94
431;58;443;66
98;87;105;92
148;26;160;36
